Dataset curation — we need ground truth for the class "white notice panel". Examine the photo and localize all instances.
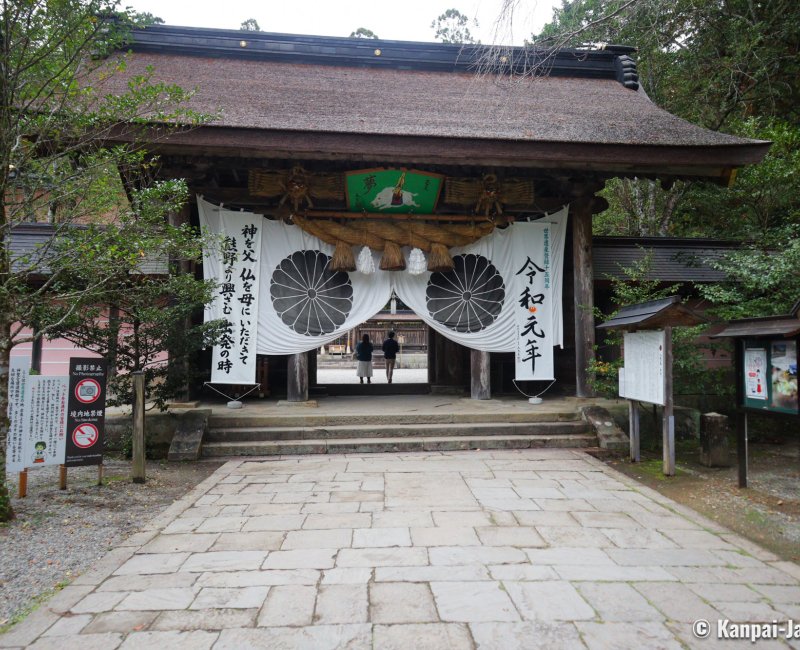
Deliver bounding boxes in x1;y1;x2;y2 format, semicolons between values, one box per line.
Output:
5;357;31;473
744;347;768;400
23;376;69;468
622;330;666;405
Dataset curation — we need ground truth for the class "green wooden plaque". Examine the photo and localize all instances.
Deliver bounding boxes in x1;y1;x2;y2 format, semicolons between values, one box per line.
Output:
345;169;444;213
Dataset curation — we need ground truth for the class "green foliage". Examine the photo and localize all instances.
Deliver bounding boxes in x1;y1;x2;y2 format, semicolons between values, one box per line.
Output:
699;231;800;320
39;180;226;411
676;119;800;239
0;1;213;521
431;8;478;44
349;27;379;39
538;1;800;239
240;18;261;31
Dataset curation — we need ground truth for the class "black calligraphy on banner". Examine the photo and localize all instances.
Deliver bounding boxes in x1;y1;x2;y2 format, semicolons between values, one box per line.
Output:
515;256;547;376
513;225;554;381
211;215;261;384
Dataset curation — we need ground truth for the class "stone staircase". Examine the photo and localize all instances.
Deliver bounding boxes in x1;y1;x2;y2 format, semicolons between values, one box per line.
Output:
201;409;598;457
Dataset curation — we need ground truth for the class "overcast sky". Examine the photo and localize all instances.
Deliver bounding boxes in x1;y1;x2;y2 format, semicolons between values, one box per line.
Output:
123;0;558;45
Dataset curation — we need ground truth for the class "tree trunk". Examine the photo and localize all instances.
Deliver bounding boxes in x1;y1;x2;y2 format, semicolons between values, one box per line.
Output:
0;318;14;521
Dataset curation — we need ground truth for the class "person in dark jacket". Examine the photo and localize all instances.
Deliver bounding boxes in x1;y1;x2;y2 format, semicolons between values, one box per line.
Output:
382;331;400;384
355;333;374;384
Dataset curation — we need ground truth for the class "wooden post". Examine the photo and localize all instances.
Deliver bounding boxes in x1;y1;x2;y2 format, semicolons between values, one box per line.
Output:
629;400;640;463
59;464;67;490
470;350;491;400
287;352;309;402
737;411;748;488
662;326;675;476
427;327;436;385
31;324;43;374
97;464;104;486
572;199;595;397
18;470;27;498
734;340;748;488
131;371;146;483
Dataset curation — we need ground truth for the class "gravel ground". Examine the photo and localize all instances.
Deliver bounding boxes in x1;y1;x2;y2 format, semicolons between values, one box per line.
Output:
0;458;222;627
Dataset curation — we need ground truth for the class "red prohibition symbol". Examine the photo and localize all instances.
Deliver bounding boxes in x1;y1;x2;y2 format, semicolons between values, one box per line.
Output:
72;423;99;449
75;378;101;404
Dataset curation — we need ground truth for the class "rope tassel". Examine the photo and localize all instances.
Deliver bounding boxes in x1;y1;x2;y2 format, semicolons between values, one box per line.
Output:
379;241;406;271
330;240;356;272
427;243;455;272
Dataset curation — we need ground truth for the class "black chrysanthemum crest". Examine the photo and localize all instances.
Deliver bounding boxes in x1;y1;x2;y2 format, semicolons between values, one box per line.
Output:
426;254;505;333
270;250;353;335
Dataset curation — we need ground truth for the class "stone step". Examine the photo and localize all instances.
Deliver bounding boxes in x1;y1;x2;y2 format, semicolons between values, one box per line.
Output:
206;420;592;442
201;433;599;457
208;409;581;429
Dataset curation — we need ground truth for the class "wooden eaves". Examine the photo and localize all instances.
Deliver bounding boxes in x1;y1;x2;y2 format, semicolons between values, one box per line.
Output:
597;296;707;331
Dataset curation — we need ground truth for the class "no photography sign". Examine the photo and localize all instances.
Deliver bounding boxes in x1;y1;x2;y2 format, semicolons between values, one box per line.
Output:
64;358;108;467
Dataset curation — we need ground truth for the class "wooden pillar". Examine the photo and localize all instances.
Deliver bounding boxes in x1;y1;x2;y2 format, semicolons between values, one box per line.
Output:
287;352;309;402
470;350;491;400
131;371;146;484
572;198;595;397
628;400;640;462
427;327;436;385
662;326;675;476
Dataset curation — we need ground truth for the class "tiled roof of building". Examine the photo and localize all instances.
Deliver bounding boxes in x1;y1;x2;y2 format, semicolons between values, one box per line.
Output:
593;237;741;282
10;224;168;275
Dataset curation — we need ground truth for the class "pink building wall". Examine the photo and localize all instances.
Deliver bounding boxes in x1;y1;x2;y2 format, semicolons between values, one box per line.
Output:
11;325;167;376
11;327;101;376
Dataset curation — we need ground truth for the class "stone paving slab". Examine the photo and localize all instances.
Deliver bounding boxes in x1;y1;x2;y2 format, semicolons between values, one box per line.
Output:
3;449;800;649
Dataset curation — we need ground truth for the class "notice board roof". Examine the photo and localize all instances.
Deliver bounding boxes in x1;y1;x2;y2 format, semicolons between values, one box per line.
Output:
711;301;800;339
597;296;706;331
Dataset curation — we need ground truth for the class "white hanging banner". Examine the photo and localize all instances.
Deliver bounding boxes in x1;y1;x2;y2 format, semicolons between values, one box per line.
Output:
200;203;262;384
547;207;568;349
512;223;554;380
6;356;30;473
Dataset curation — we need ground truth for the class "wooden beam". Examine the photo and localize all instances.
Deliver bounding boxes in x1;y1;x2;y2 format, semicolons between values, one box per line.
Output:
294;210;513;224
105;125;769;181
572;197;595;397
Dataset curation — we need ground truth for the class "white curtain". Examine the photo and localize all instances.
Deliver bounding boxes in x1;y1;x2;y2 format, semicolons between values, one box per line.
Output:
200;198;392;358
199;197;567;381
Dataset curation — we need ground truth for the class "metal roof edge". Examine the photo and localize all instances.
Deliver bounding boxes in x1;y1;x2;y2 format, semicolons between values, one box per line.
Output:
119;23;639;87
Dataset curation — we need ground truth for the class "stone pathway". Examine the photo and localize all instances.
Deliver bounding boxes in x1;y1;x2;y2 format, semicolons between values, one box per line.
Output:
2;449;800;649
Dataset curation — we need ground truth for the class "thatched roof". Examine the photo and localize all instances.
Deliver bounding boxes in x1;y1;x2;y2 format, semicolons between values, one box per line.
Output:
96;25;769;179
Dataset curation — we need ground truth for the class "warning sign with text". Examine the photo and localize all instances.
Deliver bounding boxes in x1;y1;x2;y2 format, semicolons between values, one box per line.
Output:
64;357;108;467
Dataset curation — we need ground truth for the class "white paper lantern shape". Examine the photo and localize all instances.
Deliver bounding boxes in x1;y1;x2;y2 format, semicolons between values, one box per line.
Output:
356;246;376;274
407;247;427;275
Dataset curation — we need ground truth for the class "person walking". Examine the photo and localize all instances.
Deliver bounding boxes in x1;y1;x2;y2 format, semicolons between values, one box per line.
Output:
382;331;400;384
355;333;374;384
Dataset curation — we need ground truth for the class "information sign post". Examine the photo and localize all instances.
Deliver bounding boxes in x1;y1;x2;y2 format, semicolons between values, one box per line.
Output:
600;297;706;477
711;301;799;488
